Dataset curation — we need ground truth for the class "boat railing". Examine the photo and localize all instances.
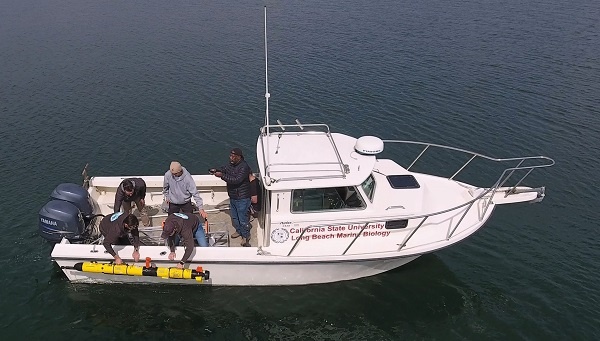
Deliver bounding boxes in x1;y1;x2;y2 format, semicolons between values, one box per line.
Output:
385;140;553;249
383;140;554;208
383;140;555;182
259;121;349;184
284;142;554;256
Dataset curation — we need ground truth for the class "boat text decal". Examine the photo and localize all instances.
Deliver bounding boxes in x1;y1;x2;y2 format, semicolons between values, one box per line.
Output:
288;223;390;242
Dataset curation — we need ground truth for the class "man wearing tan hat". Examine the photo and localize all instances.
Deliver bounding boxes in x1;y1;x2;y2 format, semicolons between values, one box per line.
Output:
162;161;208;220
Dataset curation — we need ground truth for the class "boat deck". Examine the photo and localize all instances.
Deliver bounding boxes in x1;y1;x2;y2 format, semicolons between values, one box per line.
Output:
98;199;260;248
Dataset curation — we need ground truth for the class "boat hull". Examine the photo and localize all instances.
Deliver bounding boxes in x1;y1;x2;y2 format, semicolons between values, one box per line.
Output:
54;255;419;286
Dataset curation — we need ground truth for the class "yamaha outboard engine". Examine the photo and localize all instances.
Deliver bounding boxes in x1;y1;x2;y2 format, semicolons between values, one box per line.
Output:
39;183;94;242
50;183;93;218
39;200;85;242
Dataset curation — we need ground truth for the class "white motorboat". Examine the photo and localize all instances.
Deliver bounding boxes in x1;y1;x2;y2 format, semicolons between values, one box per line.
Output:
39;8;554;285
40;126;553;285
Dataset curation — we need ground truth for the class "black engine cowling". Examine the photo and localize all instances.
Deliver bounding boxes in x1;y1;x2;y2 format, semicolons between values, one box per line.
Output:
50;183;93;218
39;183;93;242
39;200;85;242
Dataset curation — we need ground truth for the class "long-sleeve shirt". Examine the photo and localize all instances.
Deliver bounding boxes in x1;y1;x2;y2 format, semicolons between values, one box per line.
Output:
114;178;147;212
162;167;203;209
99;212;140;257
164;213;200;263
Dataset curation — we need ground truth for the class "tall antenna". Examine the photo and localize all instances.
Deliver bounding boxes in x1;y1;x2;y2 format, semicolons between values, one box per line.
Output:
264;6;270;136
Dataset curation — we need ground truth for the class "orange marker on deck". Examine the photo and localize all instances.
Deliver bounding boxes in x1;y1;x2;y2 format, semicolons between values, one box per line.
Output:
145;257;151;268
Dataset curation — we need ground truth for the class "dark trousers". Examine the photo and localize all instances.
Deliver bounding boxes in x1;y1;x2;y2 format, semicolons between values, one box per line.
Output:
168;201;194;214
230;198;251;239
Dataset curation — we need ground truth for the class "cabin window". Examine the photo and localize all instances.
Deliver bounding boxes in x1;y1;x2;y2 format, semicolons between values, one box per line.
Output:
292;186;365;212
387;175;420;189
385;220;409;229
361;174;376;202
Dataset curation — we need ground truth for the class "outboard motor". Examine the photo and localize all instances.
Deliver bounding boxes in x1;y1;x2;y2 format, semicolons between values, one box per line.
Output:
39;183;94;242
50;183;93;218
39;200;85;242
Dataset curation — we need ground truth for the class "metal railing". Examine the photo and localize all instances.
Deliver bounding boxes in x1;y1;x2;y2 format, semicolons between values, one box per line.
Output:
384;139;554;216
259;122;349;185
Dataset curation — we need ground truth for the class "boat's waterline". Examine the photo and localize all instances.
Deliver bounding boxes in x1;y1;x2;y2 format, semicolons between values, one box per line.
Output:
55;255;420;286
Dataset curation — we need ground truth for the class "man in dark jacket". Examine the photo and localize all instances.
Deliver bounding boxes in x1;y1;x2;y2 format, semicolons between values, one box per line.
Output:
114;177;149;226
99;212;141;265
213;148;252;246
161;212;208;268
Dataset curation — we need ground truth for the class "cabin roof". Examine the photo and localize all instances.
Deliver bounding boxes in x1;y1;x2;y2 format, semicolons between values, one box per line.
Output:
256;129;376;191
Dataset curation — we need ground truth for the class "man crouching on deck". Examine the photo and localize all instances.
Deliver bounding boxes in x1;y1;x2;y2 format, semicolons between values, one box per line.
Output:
99;212;141;265
161;213;208;269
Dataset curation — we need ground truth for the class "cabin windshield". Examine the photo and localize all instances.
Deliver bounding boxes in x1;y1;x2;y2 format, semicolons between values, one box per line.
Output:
361;174;376;202
291;186;365;212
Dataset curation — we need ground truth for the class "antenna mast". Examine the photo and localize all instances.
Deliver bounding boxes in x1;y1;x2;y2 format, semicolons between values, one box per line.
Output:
264;6;270;136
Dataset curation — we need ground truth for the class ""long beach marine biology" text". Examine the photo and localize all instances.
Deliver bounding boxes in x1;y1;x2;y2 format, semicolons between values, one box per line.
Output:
289;223;391;241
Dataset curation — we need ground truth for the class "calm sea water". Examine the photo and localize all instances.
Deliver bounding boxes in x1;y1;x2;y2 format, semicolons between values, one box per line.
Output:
1;0;599;339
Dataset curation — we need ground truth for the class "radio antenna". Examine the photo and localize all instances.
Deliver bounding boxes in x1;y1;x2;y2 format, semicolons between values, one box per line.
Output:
264;6;270;136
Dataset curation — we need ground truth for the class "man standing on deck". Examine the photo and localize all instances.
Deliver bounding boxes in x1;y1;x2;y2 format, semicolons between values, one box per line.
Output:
99;212;141;265
114;177;149;226
212;148;252;247
163;161;208;220
162;212;208;269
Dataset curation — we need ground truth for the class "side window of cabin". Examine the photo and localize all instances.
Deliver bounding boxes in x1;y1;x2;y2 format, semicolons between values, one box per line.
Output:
292;186;365;212
361;174;376;202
